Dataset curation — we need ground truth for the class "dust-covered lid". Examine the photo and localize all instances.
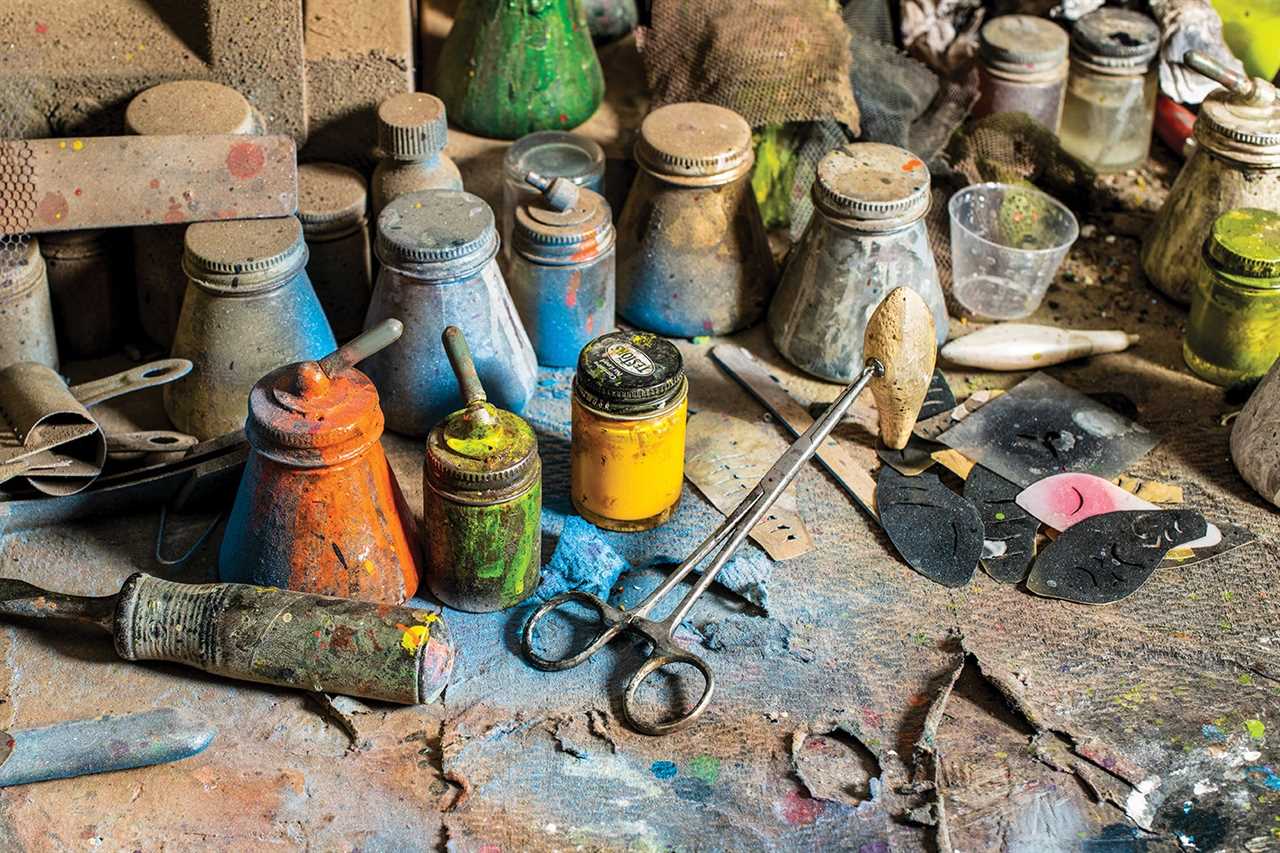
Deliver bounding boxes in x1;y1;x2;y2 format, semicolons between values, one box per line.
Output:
377;93;448;161
512;175;614;264
1196;88;1280;163
1207;208;1280;282
573;330;686;416
813;143;931;226
126;80;258;136
375;190;498;277
426;404;539;495
183;216;308;292
246;359;383;466
979;15;1069;75
297;163;368;235
1071;9;1159;70
634;103;754;186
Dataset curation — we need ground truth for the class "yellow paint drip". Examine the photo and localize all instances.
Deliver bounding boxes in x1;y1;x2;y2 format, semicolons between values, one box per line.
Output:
399;613;439;653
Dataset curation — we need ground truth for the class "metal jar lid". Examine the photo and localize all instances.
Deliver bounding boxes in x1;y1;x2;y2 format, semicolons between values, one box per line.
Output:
377;92;448;161
183;216;309;294
513;186;614;265
125;80;258;136
247;359;384;467
376;190;499;279
297;163;368;238
1070;9;1159;72
504;131;605;188
573;330;686;417
813;143;931;229
425;405;540;498
979;15;1069;76
1206;208;1280;282
634;103;754;187
1196;91;1280;165
0;238;44;299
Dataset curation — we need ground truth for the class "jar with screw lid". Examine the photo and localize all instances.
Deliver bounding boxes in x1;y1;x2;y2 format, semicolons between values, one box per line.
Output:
768;143;948;383
616;103;775;337
974;15;1070;133
1059;9;1161;173
298;162;373;342
501;130;605;267
0;238;57;371
371;92;463;221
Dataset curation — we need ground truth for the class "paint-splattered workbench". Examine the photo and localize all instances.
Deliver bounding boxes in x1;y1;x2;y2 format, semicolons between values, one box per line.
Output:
2;39;1278;853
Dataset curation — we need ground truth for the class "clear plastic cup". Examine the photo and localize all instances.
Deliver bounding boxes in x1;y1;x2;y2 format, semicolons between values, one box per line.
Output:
948;182;1078;319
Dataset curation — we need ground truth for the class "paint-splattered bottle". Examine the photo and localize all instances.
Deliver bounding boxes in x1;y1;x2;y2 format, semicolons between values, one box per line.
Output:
616;103;775;337
219;320;422;605
501;131;606;268
370;93;463;222
571;331;687;531
298;163;373;342
509;173;616;367
424;326;542;612
0;238;57;371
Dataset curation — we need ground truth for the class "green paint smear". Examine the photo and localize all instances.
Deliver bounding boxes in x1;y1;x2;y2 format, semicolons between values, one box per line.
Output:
687;754;720;784
1245;719;1266;739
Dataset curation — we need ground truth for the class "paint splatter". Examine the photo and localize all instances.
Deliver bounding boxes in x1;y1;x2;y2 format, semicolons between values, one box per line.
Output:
35;192;68;225
398;615;438;653
650;760;677;780
1245;719;1265;739
687;754;720;784
149;178;160;190
35;21;47;34
673;777;711;802
226;141;266;179
778;790;824;826
1247;766;1280;791
1201;724;1227;743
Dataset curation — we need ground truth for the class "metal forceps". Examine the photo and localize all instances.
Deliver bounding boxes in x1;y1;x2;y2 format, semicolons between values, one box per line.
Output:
522;359;884;735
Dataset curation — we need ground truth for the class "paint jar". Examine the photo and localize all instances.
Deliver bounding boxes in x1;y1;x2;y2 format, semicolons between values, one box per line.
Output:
370;93;463;222
1142;53;1280;304
166;216;338;440
0;239;57;371
424;327;542;612
1059;9;1160;174
298;163;373;342
616;103;775;337
362;190;538;437
1183;208;1280;387
220;321;422;605
40;229;128;359
571;331;687;531
768;143;948;382
501;131;606;266
509;174;616;367
973;15;1070;133
126;80;260;348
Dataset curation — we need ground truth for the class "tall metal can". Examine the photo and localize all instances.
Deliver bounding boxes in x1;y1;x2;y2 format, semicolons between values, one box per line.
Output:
40;229;129;359
298;163;373;342
616;103;775;337
0;237;57;371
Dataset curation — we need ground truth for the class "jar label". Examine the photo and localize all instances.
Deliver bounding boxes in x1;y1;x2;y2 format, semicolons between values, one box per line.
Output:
604;343;655;377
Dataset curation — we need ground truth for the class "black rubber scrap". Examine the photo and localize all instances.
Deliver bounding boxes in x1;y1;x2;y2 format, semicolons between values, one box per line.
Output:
877;369;957;477
964;465;1039;584
876;465;984;588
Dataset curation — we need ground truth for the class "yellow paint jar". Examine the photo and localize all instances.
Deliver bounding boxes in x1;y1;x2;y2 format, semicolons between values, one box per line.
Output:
571;331;688;531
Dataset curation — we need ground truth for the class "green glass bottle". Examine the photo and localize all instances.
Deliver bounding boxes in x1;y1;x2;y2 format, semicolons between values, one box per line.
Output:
434;0;605;140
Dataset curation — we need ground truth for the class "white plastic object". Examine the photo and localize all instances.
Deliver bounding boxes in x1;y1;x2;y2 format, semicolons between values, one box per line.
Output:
941;323;1138;370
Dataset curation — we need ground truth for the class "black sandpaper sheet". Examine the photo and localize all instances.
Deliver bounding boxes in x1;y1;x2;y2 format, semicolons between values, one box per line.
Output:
876;465;983;588
963;465;1038;584
877;370;956;477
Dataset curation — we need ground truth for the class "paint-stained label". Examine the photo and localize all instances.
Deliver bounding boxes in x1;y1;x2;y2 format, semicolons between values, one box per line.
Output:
604;343;655;377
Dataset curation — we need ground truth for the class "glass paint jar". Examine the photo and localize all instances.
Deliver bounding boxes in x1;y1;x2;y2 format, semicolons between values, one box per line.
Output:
1059;9;1160;174
509;174;616;367
571;331;687;531
362;190;538;437
39;228;127;359
298;163;373;343
370;93;463;222
768;143;948;382
1184;208;1280;386
0;238;57;371
974;15;1070;133
616;102;775;337
501;131;605;267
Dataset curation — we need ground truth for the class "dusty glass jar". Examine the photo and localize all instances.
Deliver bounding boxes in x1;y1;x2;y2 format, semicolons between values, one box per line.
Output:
298;163;372;342
616;102;775;337
768;143;949;383
1059;9;1160;173
361;190;538;437
40;228;127;358
0;238;57;371
974;15;1070;133
1184;208;1280;387
501;131;605;267
371;93;463;222
571;331;687;532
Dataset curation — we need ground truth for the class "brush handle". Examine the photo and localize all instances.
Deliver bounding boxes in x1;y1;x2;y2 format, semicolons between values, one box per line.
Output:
111;574;454;705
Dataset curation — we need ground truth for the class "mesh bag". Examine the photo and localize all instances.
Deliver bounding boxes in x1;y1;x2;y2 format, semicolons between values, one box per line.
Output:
0;138;35;276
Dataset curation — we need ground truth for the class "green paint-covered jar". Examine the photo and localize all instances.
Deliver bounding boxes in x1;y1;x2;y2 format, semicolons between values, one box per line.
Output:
1184;208;1280;386
434;0;605;140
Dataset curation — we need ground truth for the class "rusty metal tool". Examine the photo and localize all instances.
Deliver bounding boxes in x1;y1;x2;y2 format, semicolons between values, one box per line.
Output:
0;572;454;705
0;708;214;787
0;134;298;236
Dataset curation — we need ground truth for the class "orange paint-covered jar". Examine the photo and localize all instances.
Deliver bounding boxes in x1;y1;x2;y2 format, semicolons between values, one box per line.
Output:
571;331;687;531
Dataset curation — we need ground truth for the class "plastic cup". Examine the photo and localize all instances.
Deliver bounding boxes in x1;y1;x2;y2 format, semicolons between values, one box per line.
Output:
948;182;1079;320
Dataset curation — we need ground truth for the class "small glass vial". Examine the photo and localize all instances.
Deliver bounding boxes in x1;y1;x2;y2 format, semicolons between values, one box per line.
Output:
571;331;688;531
166;216;338;440
126;80;260;348
502;131;606;267
362;190;538;437
974;15;1070;133
616;102;775;337
1184;208;1280;387
0;238;57;371
298;163;373;342
769;143;949;382
509;173;616;367
40;229;128;358
371;93;463;222
1059;9;1160;173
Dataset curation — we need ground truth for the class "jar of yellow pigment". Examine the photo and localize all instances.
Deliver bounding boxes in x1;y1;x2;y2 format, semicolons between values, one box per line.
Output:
571;331;688;531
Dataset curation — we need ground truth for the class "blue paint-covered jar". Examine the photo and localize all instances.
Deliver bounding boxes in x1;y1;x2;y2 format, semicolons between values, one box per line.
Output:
616;102;775;337
509;174;616;367
362;190;538;437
